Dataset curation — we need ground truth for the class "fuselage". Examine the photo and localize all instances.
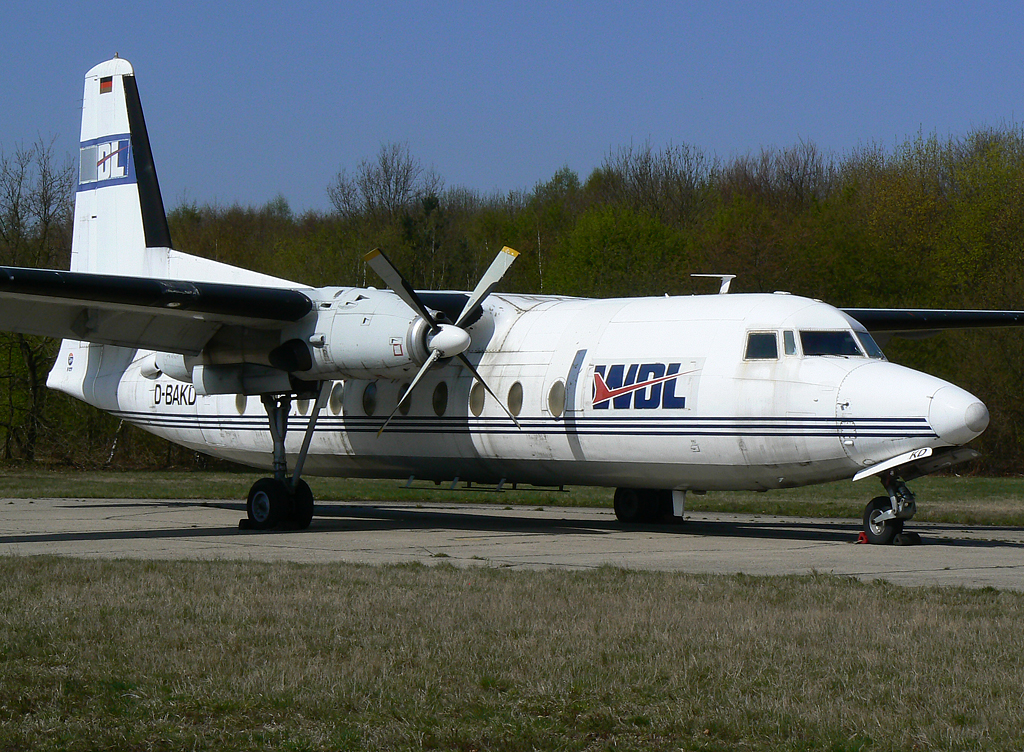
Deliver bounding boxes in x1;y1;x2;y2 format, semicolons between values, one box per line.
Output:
46;289;988;492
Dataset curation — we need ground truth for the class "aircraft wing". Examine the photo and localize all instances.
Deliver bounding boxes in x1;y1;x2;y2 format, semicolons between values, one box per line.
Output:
843;308;1024;335
0;266;313;356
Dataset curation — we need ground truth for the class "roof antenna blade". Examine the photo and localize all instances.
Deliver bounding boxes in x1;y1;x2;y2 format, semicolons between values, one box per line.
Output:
691;274;736;294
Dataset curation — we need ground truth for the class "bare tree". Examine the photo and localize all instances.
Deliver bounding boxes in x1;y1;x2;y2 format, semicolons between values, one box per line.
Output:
0;138;75;460
718;141;836;208
594;142;717;227
328;143;443;220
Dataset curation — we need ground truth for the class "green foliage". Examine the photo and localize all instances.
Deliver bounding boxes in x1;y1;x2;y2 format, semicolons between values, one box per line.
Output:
545;204;688;297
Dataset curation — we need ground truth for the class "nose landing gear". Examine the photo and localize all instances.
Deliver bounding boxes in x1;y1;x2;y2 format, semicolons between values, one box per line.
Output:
862;470;919;545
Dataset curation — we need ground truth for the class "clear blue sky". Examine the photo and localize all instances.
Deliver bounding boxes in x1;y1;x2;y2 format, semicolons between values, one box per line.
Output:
4;1;1023;213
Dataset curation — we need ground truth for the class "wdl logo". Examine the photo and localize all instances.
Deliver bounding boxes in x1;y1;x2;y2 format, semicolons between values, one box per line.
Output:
592;363;690;409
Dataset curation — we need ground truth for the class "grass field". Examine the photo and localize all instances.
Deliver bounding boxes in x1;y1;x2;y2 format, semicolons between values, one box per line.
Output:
1;558;1023;751
1;468;1023;525
3;470;1024;749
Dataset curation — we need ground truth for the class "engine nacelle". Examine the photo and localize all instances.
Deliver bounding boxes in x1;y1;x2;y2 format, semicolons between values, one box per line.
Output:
299;291;436;381
193;363;293;396
143;289;467;391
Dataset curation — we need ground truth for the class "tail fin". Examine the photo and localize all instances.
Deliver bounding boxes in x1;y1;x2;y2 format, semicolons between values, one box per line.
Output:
72;57;171;275
70;58;299;287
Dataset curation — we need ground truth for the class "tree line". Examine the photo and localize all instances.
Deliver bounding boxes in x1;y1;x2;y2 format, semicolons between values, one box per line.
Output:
3;128;1024;471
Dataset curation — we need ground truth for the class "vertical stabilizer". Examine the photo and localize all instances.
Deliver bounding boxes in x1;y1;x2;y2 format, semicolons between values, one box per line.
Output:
72;57;172;275
51;59;300;406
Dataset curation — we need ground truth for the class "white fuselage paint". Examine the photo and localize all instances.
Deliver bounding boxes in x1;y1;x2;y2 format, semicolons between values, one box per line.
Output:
47;290;984;492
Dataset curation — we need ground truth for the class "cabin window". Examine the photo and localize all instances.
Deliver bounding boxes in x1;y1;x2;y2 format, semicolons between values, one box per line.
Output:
800;330;863;357
398;383;412;415
855;331;886;360
469;381;485;417
548;380;566;418
329;381;345;415
508;381;524;417
745;332;778;360
784;330;797;356
362;382;377;415
432;381;448;417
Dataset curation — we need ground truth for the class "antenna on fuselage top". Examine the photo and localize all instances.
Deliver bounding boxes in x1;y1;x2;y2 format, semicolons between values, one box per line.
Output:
691;274;736;294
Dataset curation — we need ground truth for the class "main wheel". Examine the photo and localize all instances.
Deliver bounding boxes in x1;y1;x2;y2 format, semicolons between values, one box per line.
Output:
288;478;315;530
646;489;673;523
247;478;289;530
863;496;904;545
614;488;644;523
614;488;668;524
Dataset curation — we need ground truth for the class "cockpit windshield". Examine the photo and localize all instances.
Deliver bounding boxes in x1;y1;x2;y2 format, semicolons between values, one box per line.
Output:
799;330;864;357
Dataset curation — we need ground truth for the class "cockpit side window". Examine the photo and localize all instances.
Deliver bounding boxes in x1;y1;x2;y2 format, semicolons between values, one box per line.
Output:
799;330;863;357
855;330;886;360
745;332;779;360
783;330;798;356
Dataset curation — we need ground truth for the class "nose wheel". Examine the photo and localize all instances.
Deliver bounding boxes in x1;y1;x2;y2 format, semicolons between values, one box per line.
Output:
863;496;904;544
861;471;919;545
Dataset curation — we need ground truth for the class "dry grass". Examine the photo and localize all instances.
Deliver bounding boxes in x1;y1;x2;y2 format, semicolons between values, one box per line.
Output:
1;557;1023;750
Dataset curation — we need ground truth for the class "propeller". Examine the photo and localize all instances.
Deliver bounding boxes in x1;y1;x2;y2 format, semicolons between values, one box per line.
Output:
364;246;522;435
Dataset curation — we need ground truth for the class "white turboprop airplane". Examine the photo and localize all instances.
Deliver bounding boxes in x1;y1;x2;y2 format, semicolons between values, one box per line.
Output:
1;57;1021;544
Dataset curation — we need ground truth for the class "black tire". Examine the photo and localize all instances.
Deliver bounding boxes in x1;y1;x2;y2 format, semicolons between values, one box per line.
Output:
614;488;670;524
247;478;288;530
646;489;673;523
614;488;644;523
289;478;315;530
863;496;904;545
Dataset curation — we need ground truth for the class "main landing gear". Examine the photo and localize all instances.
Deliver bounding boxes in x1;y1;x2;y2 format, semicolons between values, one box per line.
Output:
242;384;328;531
862;470;920;545
613;488;685;524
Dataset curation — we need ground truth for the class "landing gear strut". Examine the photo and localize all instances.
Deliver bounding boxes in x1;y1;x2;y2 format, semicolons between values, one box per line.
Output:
242;383;327;531
862;470;919;545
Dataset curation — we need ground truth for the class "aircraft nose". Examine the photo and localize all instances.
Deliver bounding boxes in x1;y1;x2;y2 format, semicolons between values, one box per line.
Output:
929;385;989;445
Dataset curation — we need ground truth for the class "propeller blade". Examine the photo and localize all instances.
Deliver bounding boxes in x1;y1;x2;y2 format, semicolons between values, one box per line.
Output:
367;245;521;435
364;248;439;330
453;246;520;329
457;353;522;429
376;350;441;436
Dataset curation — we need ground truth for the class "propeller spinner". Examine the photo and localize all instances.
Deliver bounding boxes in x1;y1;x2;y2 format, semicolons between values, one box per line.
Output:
363;247;522;434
